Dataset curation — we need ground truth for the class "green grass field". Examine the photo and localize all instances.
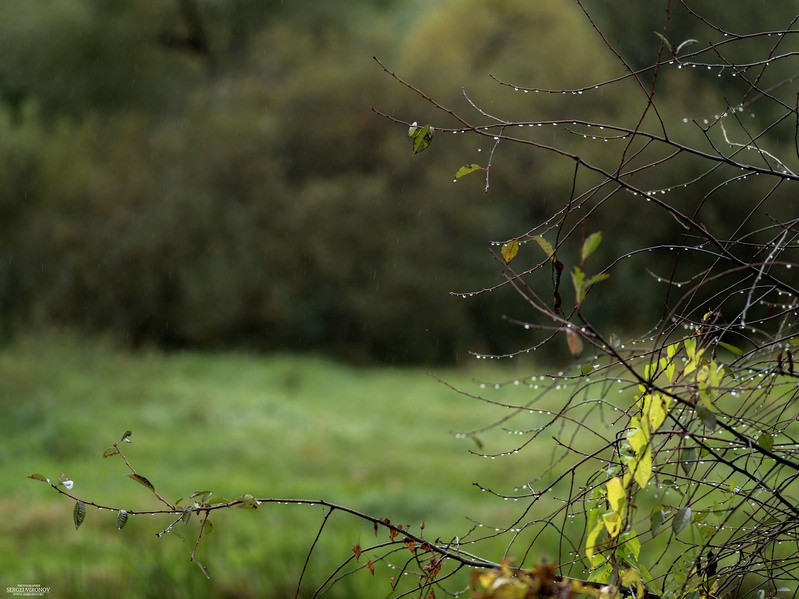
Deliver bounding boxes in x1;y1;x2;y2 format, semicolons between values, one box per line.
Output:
1;334;568;599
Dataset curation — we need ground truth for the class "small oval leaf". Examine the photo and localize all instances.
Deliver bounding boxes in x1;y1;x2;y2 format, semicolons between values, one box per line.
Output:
102;447;119;458
237;493;259;510
28;473;50;484
680;448;697;475
117;510;128;531
501;240;519;264
672;506;692;535
585;272;610;289
530;235;554;259
757;433;774;452
696;404;717;431
653;31;674;53
454;163;483;179
717;341;742;356
566;328;584;358
195;560;211;580
411;124;434;155
675;39;699;55
74;500;86;530
128;473;155;493
581;232;603;263
650;507;666;536
571;266;586;305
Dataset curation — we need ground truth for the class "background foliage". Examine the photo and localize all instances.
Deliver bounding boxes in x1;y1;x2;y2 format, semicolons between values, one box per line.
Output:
3;0;793;362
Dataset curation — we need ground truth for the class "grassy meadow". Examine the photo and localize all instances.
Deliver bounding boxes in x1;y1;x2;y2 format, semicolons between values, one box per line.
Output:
0;334;570;599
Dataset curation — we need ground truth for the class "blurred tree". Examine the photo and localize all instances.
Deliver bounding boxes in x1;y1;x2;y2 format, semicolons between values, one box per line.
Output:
1;0;791;362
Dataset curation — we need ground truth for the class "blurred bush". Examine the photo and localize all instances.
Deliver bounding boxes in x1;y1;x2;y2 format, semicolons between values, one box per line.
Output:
0;0;793;362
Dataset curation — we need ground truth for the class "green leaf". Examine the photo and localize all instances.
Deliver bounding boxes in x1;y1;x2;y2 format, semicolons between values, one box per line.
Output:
74;500;86;530
120;430;132;443
581;232;603;263
189;490;212;500
675;39;699;55
572;266;586;305
581;363;594;376
650;507;666;536
102;447;119;458
696;404;717;431
587;560;612;584
407;122;418;138
530;235;555;258
680;447;696;475
410;124;434;155
237;494;259;510
454;164;483;179
195;560;211;580
203;519;213;534
28;473;50;484
653;31;674;53
717;341;742;356
585;517;605;561
585;272;610;289
757;433;774;452
672;506;692;535
128;473;155;493
117;510;128;531
617;530;641;561
501;240;519;264
182;507;192;524
684;337;697;360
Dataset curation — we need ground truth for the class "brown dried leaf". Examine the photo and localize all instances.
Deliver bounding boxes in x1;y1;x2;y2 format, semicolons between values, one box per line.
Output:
566;328;584;358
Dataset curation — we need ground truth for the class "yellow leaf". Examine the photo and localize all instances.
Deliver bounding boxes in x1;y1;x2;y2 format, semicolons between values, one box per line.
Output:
620;568;640;586
606;477;625;513
598;585;620;599
633;448;652;489
644;393;669;430
478;572;496;590
530;235;554;258
585;518;605;561
501;240;519;264
602;511;622;538
627;421;649;454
